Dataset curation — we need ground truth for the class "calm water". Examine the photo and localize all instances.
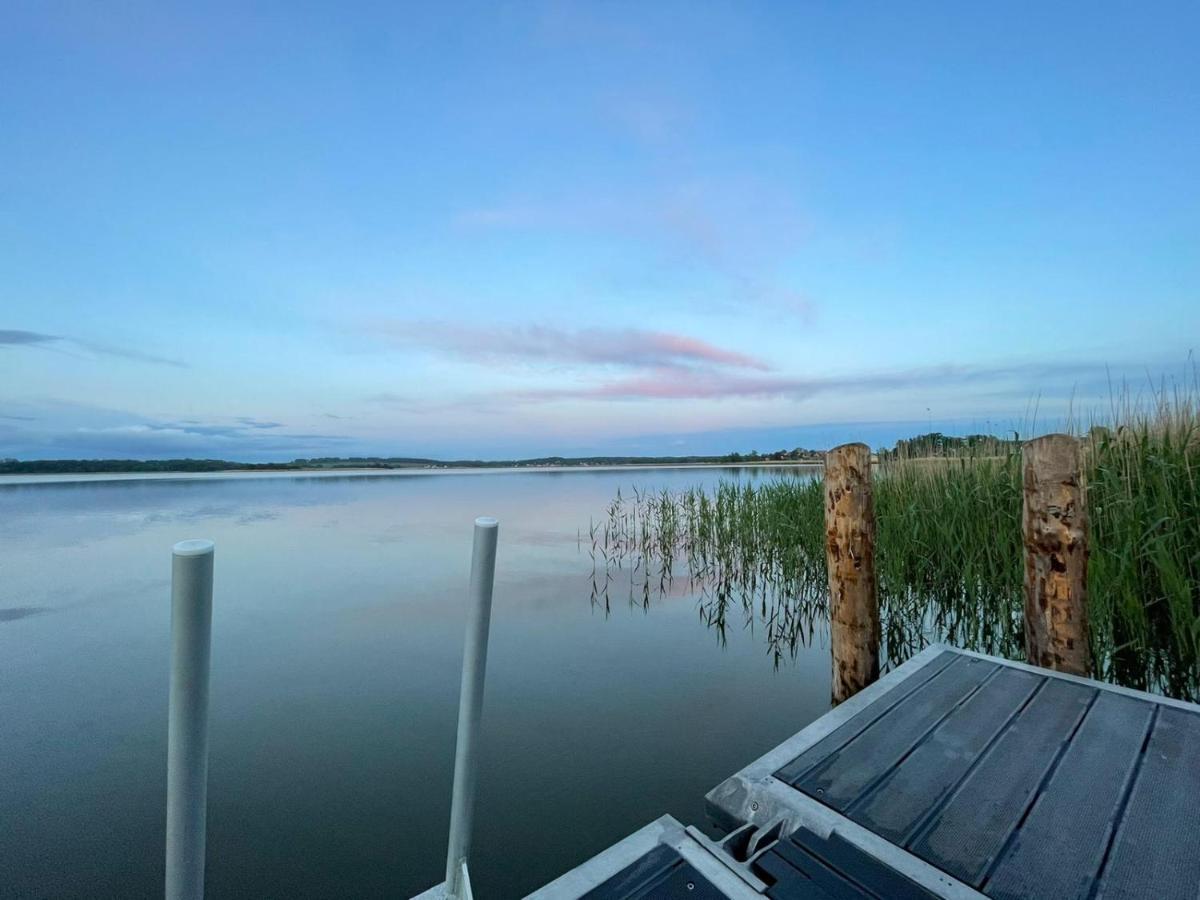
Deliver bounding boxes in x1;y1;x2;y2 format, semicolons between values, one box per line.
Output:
0;467;830;899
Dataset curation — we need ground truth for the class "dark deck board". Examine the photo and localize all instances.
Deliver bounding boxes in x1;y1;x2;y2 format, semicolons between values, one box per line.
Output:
761;841;871;900
773;651;959;786
754;852;839;900
793;656;997;810
785;829;940;900
984;692;1154;900
754;828;940;900
906;676;1094;886
540;649;1200;900
706;646;1200;900
1095;706;1200;899
579;844;724;900
848;665;1043;844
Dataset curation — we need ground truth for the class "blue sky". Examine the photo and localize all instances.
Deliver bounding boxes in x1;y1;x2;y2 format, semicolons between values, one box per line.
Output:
2;2;1197;460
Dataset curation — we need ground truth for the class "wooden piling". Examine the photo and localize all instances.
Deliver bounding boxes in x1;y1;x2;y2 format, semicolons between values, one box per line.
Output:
1022;434;1090;675
824;442;880;705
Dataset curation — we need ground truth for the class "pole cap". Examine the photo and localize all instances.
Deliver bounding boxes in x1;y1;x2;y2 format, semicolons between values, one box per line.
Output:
474;516;498;528
173;539;215;557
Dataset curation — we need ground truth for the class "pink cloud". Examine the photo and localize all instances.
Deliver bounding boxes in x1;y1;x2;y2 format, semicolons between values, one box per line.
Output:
373;322;770;371
502;360;1116;405
511;369;812;403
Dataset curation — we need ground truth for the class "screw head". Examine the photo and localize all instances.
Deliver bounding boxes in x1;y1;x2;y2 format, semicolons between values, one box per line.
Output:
816;788;824;795
686;883;695;891
750;801;759;811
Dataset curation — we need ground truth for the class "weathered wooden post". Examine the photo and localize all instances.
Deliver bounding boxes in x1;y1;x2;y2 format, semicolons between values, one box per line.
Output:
824;442;880;705
1022;434;1090;675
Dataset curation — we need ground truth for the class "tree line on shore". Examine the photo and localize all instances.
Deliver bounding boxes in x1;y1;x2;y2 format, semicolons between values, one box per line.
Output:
0;432;1020;475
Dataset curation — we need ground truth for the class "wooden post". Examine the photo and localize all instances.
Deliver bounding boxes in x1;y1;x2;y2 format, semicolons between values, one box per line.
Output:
824;442;880;705
1022;434;1090;675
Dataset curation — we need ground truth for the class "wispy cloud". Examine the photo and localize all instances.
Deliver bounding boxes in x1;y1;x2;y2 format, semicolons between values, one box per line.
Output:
503;360;1122;405
449;175;815;320
73;339;186;368
511;370;809;402
373;322;771;371
1;328;186;367
1;330;59;346
0;400;351;460
365;392;432;411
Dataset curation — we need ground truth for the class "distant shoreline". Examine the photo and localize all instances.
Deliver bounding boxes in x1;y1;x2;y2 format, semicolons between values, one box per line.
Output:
0;431;1009;480
0;454;824;477
0;460;825;486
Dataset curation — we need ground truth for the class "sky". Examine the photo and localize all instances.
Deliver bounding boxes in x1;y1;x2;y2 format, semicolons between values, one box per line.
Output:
2;1;1197;461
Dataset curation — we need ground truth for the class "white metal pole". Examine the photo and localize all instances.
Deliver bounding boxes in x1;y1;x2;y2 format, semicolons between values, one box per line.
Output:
165;539;215;900
444;517;499;898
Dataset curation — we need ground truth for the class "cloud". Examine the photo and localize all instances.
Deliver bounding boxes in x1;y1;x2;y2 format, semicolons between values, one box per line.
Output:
511;370;811;402
448;175;815;320
73;340;187;368
502;360;1123;405
0;400;351;460
373;322;770;371
0;329;59;345
1;328;185;367
365;392;431;411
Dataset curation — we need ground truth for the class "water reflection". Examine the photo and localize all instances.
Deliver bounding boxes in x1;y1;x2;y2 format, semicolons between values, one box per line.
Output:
585;475;1027;673
0;466;827;900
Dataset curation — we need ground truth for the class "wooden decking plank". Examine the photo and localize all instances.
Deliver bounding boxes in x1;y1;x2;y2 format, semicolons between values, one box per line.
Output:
983;691;1154;900
847;665;1043;844
1095;706;1200;900
906;677;1094;887
795;656;998;810
773;651;959;786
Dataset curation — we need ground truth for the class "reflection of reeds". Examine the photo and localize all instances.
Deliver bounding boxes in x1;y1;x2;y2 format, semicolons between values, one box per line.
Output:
587;383;1200;700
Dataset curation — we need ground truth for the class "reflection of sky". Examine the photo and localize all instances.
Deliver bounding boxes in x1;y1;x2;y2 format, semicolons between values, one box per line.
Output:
0;467;828;898
3;5;1197;460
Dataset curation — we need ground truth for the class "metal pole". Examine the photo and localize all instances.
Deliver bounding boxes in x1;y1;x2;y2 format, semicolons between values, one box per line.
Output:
444;517;499;899
166;539;215;900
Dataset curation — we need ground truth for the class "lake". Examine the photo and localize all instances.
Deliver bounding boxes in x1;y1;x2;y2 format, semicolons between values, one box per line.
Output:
0;467;830;899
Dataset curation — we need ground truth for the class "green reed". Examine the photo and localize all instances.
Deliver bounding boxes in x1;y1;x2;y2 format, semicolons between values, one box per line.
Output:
588;389;1200;700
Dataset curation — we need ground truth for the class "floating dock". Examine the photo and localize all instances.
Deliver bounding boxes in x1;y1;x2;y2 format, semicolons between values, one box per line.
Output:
528;644;1200;900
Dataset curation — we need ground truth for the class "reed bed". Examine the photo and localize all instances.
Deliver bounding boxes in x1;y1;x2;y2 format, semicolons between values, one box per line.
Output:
587;390;1200;701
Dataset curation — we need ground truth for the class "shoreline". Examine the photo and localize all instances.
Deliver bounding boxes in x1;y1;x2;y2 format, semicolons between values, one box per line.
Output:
0;460;824;486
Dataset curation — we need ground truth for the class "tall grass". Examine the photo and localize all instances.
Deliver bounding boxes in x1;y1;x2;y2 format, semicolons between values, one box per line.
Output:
588;387;1200;701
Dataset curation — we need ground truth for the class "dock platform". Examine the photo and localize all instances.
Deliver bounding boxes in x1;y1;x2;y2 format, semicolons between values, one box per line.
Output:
529;645;1200;900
